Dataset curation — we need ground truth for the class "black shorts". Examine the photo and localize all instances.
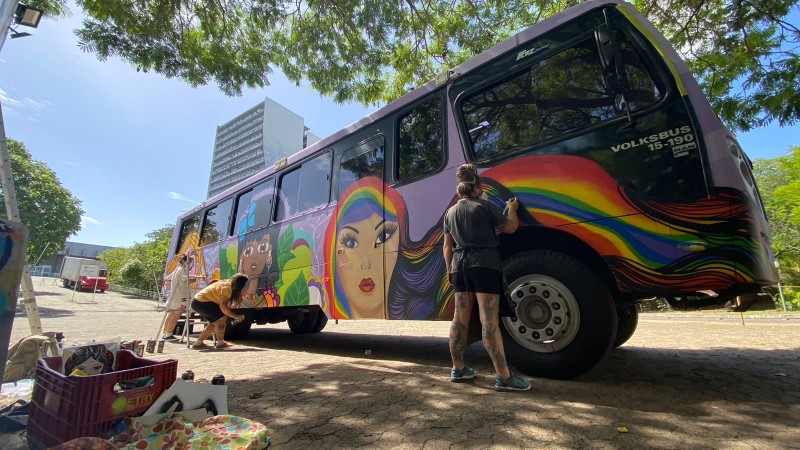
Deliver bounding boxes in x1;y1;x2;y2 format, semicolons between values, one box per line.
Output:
191;299;225;322
451;267;503;294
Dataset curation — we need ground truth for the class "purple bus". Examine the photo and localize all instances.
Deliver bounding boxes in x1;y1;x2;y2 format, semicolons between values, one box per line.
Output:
165;0;778;378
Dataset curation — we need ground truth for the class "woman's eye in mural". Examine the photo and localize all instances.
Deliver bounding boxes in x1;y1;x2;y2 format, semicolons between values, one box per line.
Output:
258;241;269;253
375;221;399;246
243;245;254;258
339;232;359;249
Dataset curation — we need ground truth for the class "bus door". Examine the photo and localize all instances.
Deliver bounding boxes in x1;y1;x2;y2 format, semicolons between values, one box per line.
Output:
333;136;388;319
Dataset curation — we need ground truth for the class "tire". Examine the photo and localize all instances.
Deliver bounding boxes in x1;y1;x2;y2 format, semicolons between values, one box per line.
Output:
613;304;639;348
501;250;617;379
288;308;324;334
311;312;328;333
225;311;253;340
62;279;69;288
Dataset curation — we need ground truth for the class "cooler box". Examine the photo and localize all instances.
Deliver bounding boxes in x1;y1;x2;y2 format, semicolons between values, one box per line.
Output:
27;349;178;449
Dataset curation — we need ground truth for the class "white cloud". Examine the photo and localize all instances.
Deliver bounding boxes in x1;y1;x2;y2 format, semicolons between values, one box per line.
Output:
62;160;76;166
22;97;54;112
81;215;101;225
0;88;54;116
167;192;198;203
0;88;23;108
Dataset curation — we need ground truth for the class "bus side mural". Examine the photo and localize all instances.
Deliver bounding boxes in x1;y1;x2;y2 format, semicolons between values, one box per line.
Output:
171;153;768;322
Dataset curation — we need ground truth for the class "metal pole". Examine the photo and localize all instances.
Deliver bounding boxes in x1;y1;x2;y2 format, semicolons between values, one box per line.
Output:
31;241;51;268
0;96;43;334
777;278;788;312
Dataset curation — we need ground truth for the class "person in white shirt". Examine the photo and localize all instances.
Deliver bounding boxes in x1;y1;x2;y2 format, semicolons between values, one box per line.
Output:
162;254;190;340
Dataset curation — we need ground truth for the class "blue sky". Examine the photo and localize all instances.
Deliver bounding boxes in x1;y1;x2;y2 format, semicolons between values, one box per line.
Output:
1;6;797;248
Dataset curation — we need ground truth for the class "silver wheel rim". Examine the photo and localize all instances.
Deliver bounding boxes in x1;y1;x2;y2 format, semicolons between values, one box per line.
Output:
502;274;580;352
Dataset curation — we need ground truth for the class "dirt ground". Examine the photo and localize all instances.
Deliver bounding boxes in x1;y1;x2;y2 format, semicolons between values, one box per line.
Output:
3;277;800;449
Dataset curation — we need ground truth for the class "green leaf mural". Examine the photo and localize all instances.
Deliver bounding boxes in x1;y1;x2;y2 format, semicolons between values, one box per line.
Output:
277;226;296;272
220;241;239;279
283;272;311;306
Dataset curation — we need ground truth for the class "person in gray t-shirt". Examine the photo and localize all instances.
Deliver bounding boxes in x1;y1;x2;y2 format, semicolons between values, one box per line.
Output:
443;164;531;391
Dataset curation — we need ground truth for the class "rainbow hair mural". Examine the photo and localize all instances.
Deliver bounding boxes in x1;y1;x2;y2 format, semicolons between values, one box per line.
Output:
324;176;404;319
482;155;767;292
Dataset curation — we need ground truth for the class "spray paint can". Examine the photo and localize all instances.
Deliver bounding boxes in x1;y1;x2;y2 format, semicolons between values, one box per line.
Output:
181;370;195;381
136;342;145;357
146;339;156;353
211;374;225;385
157;339;166;353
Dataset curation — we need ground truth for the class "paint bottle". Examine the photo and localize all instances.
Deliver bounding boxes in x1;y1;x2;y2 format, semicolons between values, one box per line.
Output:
157;339;166;353
146;339;156;353
211;374;225;385
181;370;195;381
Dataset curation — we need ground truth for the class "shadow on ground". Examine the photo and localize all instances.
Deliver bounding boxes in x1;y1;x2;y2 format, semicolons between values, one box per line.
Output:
15;306;75;319
227;328;800;448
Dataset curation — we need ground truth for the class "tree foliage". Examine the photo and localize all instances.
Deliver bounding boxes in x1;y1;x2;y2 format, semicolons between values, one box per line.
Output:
28;0;800;131
100;225;173;292
753;146;800;308
0;139;83;261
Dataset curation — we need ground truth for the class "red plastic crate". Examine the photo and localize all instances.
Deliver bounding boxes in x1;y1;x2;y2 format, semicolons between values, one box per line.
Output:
27;349;178;449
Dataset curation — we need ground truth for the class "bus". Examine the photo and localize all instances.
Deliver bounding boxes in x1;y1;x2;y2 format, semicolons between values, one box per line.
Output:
164;0;778;379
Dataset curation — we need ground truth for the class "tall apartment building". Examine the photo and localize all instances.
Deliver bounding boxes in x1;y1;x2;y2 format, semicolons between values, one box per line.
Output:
207;97;321;198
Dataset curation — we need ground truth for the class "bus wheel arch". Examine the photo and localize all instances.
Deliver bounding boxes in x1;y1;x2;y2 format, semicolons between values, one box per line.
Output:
500;226;618;297
501;250;617;379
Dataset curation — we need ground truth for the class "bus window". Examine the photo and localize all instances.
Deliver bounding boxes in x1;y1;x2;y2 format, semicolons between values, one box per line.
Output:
339;140;384;196
397;97;444;179
233;179;275;237
175;214;200;253
201;198;233;245
462;35;662;161
232;189;254;236
275;152;332;221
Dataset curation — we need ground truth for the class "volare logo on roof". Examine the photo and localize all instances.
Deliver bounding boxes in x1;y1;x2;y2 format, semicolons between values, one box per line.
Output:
516;48;539;61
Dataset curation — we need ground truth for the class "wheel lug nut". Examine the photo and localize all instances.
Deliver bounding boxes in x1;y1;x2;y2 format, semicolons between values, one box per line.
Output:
519;326;527;334
532;332;540;340
552;302;561;310
553;317;562;325
546;328;554;336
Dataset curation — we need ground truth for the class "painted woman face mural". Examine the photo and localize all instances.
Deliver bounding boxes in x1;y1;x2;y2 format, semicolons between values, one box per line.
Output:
325;176;404;319
240;231;272;295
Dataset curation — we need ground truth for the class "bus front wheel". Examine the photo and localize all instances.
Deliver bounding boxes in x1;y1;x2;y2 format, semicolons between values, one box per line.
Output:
501;250;617;379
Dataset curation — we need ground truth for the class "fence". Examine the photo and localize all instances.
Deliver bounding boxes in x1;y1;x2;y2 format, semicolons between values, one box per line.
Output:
108;284;163;302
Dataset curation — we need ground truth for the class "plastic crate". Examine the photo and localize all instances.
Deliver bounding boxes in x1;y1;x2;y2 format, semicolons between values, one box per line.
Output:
27;349;178;449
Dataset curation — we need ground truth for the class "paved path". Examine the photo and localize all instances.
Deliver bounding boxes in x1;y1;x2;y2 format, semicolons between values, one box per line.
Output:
5;277;800;449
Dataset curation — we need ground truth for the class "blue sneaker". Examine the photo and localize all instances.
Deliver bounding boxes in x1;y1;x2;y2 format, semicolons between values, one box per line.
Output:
450;367;476;382
494;374;531;391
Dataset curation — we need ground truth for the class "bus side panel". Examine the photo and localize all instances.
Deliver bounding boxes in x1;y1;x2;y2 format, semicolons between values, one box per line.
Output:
479;155;767;294
227;208;334;314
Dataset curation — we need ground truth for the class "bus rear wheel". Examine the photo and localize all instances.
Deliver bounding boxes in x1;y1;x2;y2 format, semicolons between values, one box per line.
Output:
613;304;639;348
225;310;254;340
288;307;326;334
501;250;617;379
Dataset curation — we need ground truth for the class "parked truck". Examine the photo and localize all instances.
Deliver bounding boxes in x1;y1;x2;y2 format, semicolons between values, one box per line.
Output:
59;257;109;292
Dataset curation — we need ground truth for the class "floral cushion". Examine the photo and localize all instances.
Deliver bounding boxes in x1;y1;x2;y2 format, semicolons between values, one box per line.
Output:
53;414;270;450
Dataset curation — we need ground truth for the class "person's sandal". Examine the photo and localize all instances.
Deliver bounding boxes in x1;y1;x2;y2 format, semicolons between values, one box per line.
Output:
214;342;233;349
192;342;212;350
